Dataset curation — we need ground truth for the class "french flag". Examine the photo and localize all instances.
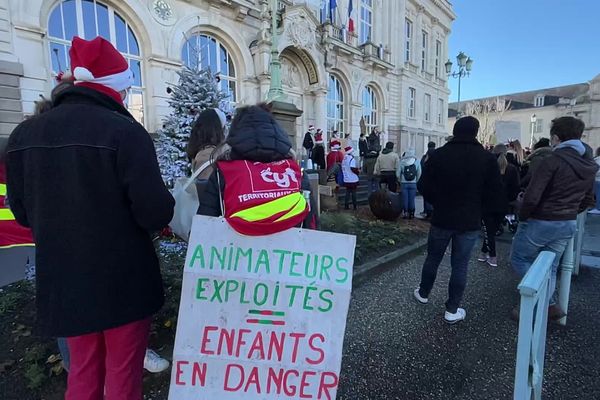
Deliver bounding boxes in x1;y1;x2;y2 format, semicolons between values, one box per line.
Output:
348;0;355;33
330;0;337;20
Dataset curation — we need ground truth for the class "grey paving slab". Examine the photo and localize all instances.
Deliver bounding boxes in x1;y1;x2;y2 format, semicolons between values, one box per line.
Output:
338;239;600;400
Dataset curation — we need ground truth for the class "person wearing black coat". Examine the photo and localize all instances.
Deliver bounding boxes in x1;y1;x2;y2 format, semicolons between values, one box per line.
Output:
419;141;436;218
197;104;319;230
478;144;520;267
414;116;503;324
6;36;174;399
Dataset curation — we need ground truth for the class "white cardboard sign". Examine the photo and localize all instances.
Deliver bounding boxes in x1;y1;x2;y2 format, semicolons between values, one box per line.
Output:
169;216;356;400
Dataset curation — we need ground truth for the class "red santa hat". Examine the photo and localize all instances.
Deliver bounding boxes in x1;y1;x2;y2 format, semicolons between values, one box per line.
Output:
345;146;354;154
330;140;341;150
69;36;133;104
308;125;316;132
315;132;324;144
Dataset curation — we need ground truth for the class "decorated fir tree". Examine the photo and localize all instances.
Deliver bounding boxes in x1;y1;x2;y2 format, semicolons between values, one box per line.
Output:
155;67;227;186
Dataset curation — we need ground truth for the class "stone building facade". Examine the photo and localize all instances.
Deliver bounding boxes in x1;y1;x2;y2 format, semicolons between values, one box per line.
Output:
448;74;600;151
0;0;454;156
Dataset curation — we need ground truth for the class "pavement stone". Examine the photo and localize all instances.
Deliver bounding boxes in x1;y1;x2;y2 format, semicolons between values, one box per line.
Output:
337;238;600;400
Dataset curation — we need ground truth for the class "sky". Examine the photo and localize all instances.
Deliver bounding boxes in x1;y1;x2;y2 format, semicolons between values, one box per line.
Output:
448;0;600;102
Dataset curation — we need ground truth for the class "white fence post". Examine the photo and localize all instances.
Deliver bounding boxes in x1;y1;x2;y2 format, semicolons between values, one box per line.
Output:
514;251;555;400
557;235;575;327
572;212;587;276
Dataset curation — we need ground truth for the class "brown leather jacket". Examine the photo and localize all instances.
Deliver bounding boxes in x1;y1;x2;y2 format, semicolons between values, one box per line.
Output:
520;146;598;221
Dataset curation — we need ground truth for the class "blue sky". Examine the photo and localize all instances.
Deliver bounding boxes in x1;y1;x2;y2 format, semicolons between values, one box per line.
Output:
448;0;600;102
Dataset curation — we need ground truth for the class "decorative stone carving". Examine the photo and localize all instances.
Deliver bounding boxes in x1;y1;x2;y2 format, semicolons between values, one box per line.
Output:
150;0;175;26
285;16;316;50
281;57;301;89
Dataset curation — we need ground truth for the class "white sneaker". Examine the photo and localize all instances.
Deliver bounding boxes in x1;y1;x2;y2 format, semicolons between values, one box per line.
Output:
477;252;489;262
588;209;600;215
444;308;466;324
144;349;170;373
413;288;428;304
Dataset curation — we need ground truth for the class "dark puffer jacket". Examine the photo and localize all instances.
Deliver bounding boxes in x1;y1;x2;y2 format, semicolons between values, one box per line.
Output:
197;106;319;229
520;146;598;221
226;108;292;162
6;86;174;337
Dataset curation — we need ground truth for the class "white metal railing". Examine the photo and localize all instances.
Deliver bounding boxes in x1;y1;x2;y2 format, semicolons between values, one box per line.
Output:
572;212;587;276
514;251;555;400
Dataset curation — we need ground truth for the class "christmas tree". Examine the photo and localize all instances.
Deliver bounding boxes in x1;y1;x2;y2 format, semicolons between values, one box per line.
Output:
155;67;227;186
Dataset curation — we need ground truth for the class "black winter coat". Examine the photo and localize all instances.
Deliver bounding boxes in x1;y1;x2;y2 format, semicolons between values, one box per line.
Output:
417;138;503;231
311;144;326;170
365;133;381;158
6;86;174;337
302;132;314;151
359;138;369;157
198;107;319;229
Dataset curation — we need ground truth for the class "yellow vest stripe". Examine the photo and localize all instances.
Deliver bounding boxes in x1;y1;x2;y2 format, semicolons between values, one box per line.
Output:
231;192;304;222
0;208;15;221
274;196;307;223
0;243;35;249
0;183;6;196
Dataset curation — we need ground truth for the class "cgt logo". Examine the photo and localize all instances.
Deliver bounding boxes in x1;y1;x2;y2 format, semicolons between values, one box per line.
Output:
260;167;298;188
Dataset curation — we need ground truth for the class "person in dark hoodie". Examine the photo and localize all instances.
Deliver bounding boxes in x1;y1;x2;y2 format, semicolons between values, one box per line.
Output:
197;104;319;232
414;116;503;324
419;141;436;219
511;116;598;320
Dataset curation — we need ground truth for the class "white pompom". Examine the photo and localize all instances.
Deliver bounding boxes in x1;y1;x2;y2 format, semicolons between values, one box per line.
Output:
73;66;94;81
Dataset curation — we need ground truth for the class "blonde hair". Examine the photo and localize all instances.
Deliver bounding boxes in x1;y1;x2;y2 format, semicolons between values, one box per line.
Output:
493;144;508;175
510;140;524;165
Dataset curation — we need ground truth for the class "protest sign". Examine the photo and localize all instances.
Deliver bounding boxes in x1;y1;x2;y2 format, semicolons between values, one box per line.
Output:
169;215;356;399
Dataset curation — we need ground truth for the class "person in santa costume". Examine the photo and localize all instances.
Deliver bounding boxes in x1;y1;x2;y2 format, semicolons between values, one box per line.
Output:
326;139;345;174
5;36;174;400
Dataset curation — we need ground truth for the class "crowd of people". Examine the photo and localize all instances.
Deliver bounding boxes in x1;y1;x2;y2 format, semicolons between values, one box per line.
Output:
1;34;600;398
414;116;599;324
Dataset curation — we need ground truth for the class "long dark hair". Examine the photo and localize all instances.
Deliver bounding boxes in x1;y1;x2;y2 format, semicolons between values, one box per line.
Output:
186;108;225;162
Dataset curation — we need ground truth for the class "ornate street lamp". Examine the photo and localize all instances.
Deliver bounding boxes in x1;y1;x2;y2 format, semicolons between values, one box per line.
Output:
446;51;473;117
530;114;537;149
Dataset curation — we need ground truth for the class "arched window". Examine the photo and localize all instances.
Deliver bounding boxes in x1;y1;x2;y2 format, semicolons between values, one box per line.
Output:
47;0;144;124
182;34;237;111
327;75;345;136
362;86;378;133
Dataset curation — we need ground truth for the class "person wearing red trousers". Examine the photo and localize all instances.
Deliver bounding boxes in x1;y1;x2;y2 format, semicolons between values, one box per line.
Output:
5;36;174;399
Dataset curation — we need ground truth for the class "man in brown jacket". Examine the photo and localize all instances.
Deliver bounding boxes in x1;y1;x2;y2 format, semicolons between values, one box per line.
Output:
511;117;598;319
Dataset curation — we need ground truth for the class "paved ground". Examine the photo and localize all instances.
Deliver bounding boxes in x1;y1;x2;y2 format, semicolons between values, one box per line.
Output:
337;236;600;400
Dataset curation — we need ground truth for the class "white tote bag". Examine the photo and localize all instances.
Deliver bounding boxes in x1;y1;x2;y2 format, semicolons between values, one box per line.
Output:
169;161;211;241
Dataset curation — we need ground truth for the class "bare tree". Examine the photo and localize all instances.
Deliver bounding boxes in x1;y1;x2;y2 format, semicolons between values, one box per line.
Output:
464;97;512;145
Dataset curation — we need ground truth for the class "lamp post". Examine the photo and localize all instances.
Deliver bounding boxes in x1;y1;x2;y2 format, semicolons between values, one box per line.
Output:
267;0;285;102
445;51;473;117
530;114;537;149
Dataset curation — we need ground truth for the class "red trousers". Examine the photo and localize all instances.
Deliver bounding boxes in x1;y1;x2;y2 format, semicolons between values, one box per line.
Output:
66;318;151;400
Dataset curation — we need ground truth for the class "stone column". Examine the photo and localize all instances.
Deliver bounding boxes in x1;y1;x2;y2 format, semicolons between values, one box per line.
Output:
313;87;327;133
0;60;23;137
